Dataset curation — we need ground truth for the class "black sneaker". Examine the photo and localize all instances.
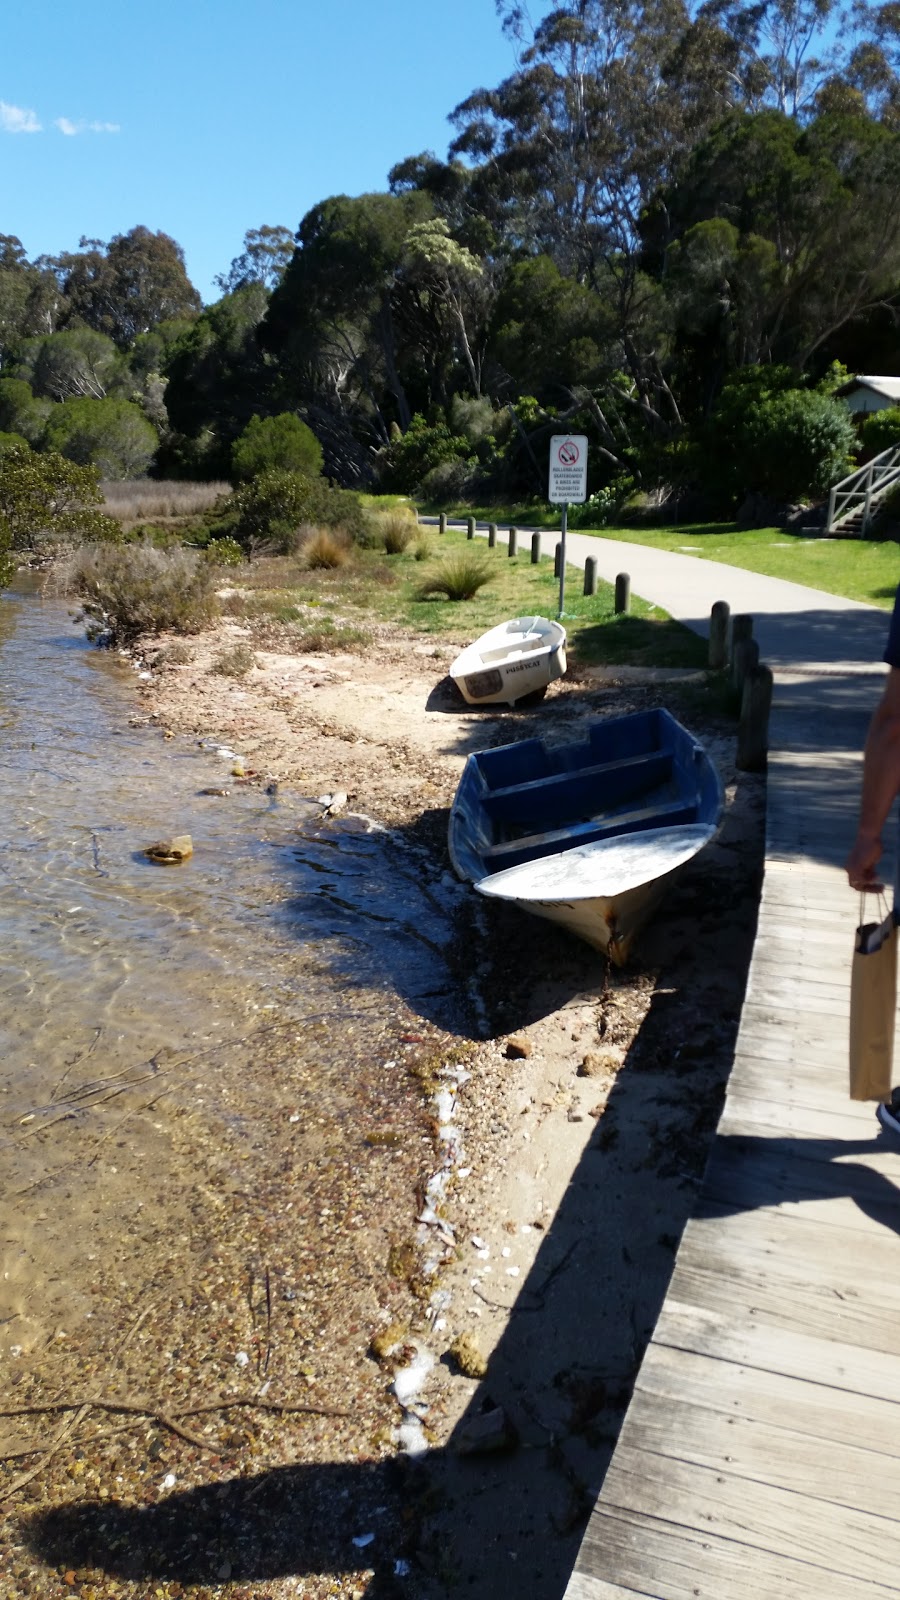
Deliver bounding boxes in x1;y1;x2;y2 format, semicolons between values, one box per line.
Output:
877;1099;900;1137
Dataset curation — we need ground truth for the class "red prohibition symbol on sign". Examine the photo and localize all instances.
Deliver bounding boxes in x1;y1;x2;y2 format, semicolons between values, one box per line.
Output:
558;440;579;465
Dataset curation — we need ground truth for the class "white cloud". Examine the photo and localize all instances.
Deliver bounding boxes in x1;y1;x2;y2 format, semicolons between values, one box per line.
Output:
0;100;41;134
54;116;120;136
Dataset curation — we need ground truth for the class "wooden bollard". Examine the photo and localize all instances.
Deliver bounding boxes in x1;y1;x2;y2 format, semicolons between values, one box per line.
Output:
508;526;518;558
466;516;475;541
729;612;753;666
732;637;759;701
439;512;447;535
488;521;498;548
583;556;598;596
531;532;541;565
738;664;774;772
554;542;562;578
709;600;730;670
615;572;631;615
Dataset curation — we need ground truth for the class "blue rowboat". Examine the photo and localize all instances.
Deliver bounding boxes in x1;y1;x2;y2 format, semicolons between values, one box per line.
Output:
448;708;723;964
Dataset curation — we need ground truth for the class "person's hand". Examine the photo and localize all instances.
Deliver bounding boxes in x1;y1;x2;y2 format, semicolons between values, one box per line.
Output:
846;831;885;892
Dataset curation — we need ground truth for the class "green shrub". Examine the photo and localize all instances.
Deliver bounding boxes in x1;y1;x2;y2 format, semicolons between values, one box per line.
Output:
71;544;220;645
568;475;635;528
231;412;324;483
859;407;900;456
229;469;367;552
204;535;245;566
0;445;121;552
380;412;472;494
705;371;857;505
415;551;493;601
419;455;478;502
212;642;257;677
294;618;370;652
43;397;158;480
0;517;11;588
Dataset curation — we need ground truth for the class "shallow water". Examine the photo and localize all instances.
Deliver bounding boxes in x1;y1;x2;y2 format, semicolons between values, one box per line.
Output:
0;580;465;1353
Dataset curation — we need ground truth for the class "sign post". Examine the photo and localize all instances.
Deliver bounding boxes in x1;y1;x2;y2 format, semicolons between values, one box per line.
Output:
548;434;587;617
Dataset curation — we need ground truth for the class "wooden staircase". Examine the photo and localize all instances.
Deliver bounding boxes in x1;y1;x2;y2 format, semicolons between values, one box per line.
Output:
824;441;900;535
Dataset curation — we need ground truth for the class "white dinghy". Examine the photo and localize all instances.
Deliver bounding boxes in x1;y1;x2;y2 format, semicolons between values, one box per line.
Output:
449;615;566;707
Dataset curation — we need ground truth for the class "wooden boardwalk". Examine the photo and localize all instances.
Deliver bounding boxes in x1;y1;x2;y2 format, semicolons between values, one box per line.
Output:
565;663;900;1599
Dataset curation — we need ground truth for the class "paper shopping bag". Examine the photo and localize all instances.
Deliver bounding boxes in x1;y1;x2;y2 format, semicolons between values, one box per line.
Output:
849;898;897;1101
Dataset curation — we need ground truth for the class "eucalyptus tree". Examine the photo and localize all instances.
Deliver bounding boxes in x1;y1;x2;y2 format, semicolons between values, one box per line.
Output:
215;225;296;295
261;190;436;441
49;228;201;347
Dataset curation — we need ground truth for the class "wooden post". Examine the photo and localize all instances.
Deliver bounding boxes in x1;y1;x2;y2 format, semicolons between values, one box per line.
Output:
615;572;631;615
732;637;759;701
488;521;498;548
709;600;730;670
467;516;475;541
531;532;541;565
439;512;447;535
729;612;753;666
508;526;518;558
554;541;562;577
738;664;774;772
583;556;598;596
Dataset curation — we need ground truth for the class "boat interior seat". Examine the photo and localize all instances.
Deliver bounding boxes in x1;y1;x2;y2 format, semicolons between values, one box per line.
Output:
480;750;674;826
481;796;697;868
479;635;546;663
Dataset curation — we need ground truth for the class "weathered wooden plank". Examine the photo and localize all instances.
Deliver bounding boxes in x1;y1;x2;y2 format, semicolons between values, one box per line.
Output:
667;1249;900;1357
576;1498;900;1598
600;1445;900;1586
619;1391;900;1519
687;1195;900;1273
724;1058;867;1108
702;1136;900;1223
718;1095;861;1139
747;961;851;997
733;1025;846;1067
680;1204;900;1307
730;1036;845;1075
740;1001;847;1037
635;1340;900;1459
654;1297;900;1398
565;1579;653;1600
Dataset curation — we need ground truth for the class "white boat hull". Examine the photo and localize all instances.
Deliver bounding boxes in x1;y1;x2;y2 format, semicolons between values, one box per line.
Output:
475;824;717;965
450;615;566;706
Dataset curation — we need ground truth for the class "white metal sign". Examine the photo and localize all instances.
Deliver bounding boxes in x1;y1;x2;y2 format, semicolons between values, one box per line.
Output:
548;434;588;503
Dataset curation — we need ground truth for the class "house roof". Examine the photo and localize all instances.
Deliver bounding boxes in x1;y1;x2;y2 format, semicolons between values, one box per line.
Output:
837;374;900;401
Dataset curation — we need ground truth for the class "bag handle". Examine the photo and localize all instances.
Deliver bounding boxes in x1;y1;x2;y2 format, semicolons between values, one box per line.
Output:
860;891;891;924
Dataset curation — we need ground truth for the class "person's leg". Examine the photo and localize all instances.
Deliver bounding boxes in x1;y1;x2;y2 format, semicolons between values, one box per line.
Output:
877;807;900;1133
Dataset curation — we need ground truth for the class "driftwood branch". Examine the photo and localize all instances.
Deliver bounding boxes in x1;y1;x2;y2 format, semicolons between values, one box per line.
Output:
0;1392;356;1472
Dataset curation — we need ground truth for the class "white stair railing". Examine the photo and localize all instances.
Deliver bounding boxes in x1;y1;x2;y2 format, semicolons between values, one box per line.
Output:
825;441;900;534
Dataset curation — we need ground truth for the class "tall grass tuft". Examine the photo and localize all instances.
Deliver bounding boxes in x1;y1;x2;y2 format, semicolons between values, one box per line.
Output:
69;544;220;645
300;525;351;569
415;551;493;602
370;506;417;555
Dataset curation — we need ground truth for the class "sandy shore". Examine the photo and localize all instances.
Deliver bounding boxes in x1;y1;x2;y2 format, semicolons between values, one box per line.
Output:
2;616;764;1600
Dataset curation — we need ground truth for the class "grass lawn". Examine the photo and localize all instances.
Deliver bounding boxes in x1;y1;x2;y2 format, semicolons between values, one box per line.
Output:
590;522;899;609
417;501;898;609
228;526;707;671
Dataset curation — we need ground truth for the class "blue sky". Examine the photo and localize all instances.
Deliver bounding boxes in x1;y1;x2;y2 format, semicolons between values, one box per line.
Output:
1;0;539;305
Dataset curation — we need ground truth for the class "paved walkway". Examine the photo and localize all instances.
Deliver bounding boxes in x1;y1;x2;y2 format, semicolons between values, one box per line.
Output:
447;522;900;1597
